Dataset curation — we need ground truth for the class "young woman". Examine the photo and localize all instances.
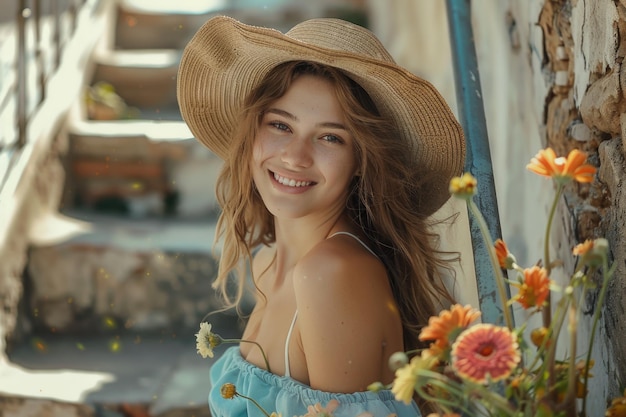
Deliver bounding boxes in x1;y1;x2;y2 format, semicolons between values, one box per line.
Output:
178;16;466;417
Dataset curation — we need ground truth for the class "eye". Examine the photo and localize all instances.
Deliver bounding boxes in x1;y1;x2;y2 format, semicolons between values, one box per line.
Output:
269;121;291;132
321;134;344;144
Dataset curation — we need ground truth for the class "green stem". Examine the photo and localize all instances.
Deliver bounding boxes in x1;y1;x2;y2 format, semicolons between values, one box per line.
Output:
416;370;517;417
235;392;272;417
224;339;272;373
542;184;563;328
555;293;578;414
468;200;514;331
581;258;616;415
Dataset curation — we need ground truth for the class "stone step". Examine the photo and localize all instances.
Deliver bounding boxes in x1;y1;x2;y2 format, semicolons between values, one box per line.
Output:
64;114;223;218
91;49;180;109
3;307;244;416
113;0;367;50
23;211;230;336
114;1;225;50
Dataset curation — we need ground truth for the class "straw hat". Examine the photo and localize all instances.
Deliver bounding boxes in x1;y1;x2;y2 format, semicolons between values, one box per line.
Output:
177;15;465;215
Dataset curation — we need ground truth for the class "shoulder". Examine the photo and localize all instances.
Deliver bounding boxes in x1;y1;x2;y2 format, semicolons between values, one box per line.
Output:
294;233;386;295
291;234;401;392
292;233;394;322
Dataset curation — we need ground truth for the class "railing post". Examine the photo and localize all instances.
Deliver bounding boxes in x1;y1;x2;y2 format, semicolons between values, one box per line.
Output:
53;0;61;69
34;0;46;103
16;0;28;148
445;0;511;326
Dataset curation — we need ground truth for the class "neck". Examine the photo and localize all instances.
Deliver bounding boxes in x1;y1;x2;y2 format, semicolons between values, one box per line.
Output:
271;212;350;270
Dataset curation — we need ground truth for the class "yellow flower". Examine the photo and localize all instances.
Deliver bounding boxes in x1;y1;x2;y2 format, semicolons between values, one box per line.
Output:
449;173;477;199
419;304;481;350
510;266;551;309
220;383;237;399
494;239;516;269
526;147;596;184
391;352;437;404
451;323;521;384
391;361;418;404
195;322;222;358
530;327;551;349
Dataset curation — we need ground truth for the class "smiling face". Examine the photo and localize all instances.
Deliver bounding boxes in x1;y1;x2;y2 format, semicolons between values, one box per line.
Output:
251;74;358;221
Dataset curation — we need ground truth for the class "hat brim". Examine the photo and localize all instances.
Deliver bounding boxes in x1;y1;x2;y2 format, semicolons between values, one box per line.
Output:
177;16;465;215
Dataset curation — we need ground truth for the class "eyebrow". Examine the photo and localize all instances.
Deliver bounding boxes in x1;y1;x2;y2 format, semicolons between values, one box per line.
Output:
265;108;348;130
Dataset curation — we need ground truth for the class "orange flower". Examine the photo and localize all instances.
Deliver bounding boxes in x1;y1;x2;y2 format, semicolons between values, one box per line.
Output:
494;239;516;269
511;266;551;309
607;389;626;417
573;238;609;268
451;324;520;384
419;304;481;350
526;147;596;184
572;239;594;256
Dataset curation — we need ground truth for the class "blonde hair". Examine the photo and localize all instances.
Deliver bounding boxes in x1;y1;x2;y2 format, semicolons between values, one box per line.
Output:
213;61;456;352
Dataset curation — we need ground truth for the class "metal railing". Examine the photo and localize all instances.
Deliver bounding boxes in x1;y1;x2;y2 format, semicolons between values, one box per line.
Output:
0;0;91;188
445;0;511;326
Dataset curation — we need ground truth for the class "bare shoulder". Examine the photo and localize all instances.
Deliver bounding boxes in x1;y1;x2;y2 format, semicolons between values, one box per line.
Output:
293;234;387;298
292;234;402;392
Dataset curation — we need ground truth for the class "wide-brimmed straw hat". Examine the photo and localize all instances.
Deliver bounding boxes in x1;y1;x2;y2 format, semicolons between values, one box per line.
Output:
177;15;465;215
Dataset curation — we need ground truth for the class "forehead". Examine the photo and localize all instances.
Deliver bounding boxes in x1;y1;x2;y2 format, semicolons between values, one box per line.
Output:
269;75;346;122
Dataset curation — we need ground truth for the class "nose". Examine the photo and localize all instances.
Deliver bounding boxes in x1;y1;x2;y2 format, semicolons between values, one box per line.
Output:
281;137;313;168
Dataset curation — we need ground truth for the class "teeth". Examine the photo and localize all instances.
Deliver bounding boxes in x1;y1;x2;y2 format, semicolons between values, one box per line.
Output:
273;172;311;187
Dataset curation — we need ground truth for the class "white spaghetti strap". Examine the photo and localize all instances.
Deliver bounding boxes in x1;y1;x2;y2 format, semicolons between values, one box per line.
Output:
284;310;298;378
328;231;379;258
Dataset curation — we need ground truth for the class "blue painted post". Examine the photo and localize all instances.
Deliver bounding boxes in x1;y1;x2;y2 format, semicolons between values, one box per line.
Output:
445;0;511;326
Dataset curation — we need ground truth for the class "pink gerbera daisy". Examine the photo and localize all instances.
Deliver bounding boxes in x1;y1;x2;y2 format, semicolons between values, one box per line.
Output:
451;324;520;384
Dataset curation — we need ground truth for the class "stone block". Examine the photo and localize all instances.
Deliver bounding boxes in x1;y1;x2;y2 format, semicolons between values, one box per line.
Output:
25;215;223;334
0;395;96;417
598;137;625;197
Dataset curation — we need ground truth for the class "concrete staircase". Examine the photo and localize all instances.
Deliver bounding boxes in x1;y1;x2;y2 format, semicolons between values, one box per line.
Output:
5;1;368;416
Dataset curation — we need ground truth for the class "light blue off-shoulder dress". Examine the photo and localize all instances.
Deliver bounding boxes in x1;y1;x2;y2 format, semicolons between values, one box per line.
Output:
208;346;421;417
208;233;422;417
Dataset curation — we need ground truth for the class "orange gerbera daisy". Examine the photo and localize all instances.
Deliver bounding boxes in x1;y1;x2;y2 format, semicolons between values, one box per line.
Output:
511;266;551;309
451;323;521;384
419;304;481;350
526;148;596;184
494;239;516;269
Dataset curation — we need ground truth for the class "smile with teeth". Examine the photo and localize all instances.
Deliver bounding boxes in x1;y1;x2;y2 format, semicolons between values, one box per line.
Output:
273;172;312;187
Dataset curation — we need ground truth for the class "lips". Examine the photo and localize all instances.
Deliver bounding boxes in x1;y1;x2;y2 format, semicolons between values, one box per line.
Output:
272;171;313;187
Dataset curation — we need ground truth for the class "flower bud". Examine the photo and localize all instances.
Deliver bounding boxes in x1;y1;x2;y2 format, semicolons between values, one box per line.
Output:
388;351;409;371
220;383;237;399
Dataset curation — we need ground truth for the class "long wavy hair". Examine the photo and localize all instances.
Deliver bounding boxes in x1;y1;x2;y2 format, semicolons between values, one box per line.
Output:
213;60;457;354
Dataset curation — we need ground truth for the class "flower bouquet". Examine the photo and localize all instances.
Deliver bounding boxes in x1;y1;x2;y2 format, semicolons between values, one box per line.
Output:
387;148;618;417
